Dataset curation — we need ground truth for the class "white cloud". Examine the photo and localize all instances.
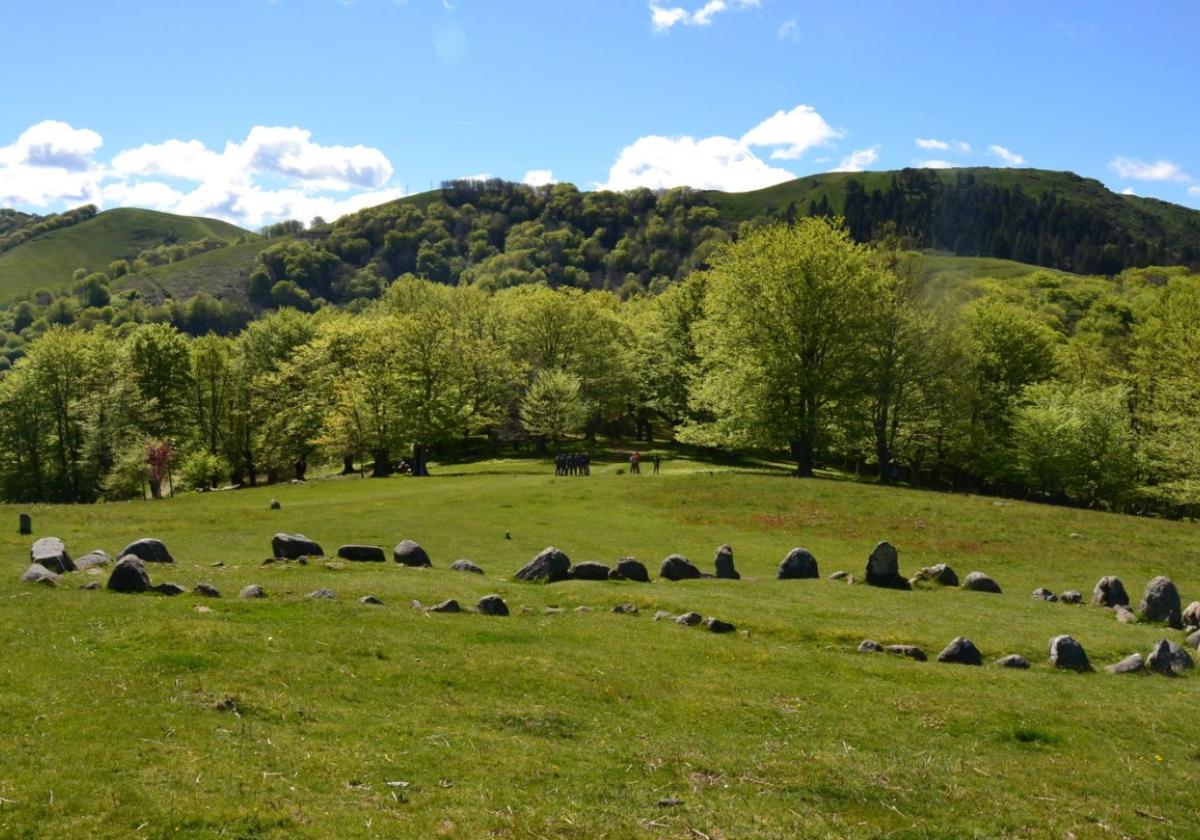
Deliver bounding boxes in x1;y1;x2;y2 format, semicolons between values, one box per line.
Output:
915;138;949;151
741;105;842;160
954;140;972;153
602;134;794;192
0;120;106;207
522;169;555;187
831;144;880;173
916;159;957;169
987;144;1026;166
777;17;799;41
649;0;759;32
1121;187;1137;196
112;139;222;181
1108;156;1190;182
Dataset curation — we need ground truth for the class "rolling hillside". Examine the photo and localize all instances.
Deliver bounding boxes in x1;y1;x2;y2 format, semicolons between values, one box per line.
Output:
0;208;248;303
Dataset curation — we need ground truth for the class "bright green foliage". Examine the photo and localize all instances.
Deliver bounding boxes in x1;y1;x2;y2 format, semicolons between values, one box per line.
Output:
176;449;229;490
520;368;586;445
126;322;194;440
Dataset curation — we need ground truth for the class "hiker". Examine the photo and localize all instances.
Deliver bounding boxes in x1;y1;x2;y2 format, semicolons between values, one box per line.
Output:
652;454;661;474
630;451;641;474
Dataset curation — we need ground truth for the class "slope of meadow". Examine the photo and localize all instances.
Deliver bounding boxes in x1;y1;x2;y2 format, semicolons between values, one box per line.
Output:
2;457;1198;838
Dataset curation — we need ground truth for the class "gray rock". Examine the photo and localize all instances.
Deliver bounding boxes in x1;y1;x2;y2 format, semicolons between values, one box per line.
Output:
611;603;638;615
359;595;384;606
913;564;959;587
269;499;281;510
1140;576;1183;629
962;572;1002;594
1092;576;1129;608
477;594;509;616
18;512;31;535
659;554;702;581
1183;601;1200;628
31;537;74;574
515;547;571;583
239;584;266;599
427;599;462;613
306;588;337;600
107;556;151;593
450;559;484;575
338;545;386;563
937;637;983;666
1032;588;1058;602
272;533;322;560
866;541;909;589
713;544;740;580
1147;639;1193;676
1049;635;1091;671
192;583;221;598
1115;606;1138;624
885;644;928;662
573;605;593;613
79;581;100;591
393;540;431;567
1060;590;1083;604
778;547;819;580
1107;653;1144;674
569;562;611;581
75;550;111;570
153;582;186;596
704;617;736;633
119;538;174;564
1187;628;1200;648
995;654;1031;669
21;563;60;586
858;639;883;653
675;611;702;626
612;557;650;583
829;570;851;581
653;610;674;622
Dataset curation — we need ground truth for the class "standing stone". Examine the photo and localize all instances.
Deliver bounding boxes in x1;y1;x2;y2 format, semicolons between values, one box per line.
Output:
1049;635;1091;672
338;545;386;563
239;584;266;599
1147;639;1194;676
865;541;909;589
75;550;111;570
962;572;1002;594
569;562;612;581
450;559;485;575
21;564;60;586
995;654;1031;669
1032;588;1058;602
659;554;703;581
515;547;571;582
18;513;31;535
106;556;151;593
1091;576;1129;608
477;594;509;616
1107;653;1144;674
269;499;281;510
612;557;650;583
119;538;174;564
778;548;819;580
272;533;323;560
713;545;740;580
936;637;983;666
1139;576;1183;629
31;537;74;574
912;564;959;587
393;540;431;567
1182;601;1200;629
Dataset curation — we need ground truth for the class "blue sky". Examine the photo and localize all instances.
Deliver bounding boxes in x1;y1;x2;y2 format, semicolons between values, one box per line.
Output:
1;0;1197;227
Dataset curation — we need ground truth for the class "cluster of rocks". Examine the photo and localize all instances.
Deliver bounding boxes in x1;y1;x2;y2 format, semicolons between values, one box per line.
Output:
1031;574;1197;634
653;610;736;634
266;533;485;574
20;536;187;593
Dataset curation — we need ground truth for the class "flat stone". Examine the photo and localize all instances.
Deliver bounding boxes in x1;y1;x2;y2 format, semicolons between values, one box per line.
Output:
450;559;484;575
79;581;101;591
306;588;337;600
272;534;322;560
653;611;675;622
912;563;959;587
1187;628;1200;648
1032;588;1058;602
239;585;266;599
153;582;186;596
885;644;928;661
995;654;1031;669
962;571;1002;594
674;611;702;626
1114;606;1138;624
1049;635;1091;671
31;537;73;574
1107;653;1144;674
569;562;611;581
704;617;736;633
427;599;462;613
937;637;983;666
21;563;60;585
611;604;638;615
1060;590;1083;604
75;550;111;570
338;545;386;563
858;640;883;653
119;538;173;564
477;594;509;616
393;540;431;567
192;583;221;598
359;595;384;606
829;570;851;581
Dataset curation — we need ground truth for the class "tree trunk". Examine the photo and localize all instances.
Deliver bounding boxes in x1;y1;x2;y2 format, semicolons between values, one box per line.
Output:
340;455;356;475
295;459;307;481
372;449;391;478
148;478;162;500
792;437;815;478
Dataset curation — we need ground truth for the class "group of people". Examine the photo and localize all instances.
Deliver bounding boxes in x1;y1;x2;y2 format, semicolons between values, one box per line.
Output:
627;451;660;474
554;452;592;476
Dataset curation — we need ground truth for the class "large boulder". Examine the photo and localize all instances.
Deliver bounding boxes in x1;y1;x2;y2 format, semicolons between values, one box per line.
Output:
962;572;1002;594
1091;576;1129;608
393;540;431;567
31;537;73;574
107;556;151;593
1140;576;1183;629
569;562;611;581
1107;653;1144;674
477;594;509;616
1147;639;1194;676
119;538;174;564
611;557;650;583
1049;635;1091;672
75;550;111;570
659;554;702;581
450;559;485;575
777;548;818;580
272;533;323;560
713;545;740;580
937;637;983;666
338;545;386;563
865;541;909;589
21;563;60;586
912;564;959;587
515;547;571;582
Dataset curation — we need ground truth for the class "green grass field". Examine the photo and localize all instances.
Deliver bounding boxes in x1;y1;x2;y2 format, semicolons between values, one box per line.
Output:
119;238;279;305
0;208;247;303
3;456;1199;838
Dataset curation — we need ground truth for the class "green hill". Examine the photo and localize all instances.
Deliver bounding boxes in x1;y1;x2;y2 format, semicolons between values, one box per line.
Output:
118;237;280;305
0;208;248;303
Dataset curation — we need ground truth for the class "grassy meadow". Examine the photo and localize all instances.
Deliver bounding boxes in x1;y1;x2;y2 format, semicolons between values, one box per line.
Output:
3;455;1200;838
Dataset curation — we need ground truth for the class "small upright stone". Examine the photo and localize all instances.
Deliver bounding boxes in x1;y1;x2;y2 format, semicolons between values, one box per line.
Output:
477;594;509;616
1147;639;1194;676
659;554;702;581
119;538;174;564
450;559;484;575
515;547;571;582
713;545;740;580
995;654;1031;669
269;499;281;510
1092;576;1129;608
392;540;431;567
1049;635;1091;672
18;512;31;535
778;548;819;580
962;572;1002;594
107;556;151;593
865;541;909;589
937;637;983;666
1107;653;1144;674
1140;576;1183;629
31;537;74;574
239;584;266;599
612;557;650;583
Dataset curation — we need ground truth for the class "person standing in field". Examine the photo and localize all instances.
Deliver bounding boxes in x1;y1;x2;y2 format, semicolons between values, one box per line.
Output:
652;454;660;474
630;451;641;474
